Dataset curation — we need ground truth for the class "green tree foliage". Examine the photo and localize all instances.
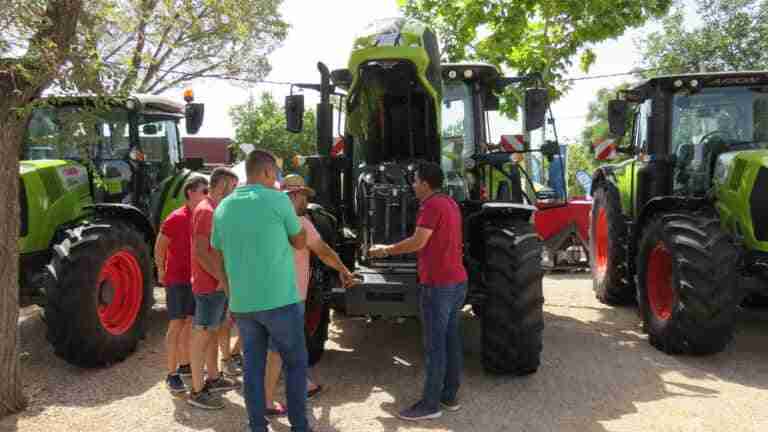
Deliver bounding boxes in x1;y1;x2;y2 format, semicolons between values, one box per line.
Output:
230;92;317;170
566;143;596;196
65;0;288;94
640;0;768;74
399;0;672;116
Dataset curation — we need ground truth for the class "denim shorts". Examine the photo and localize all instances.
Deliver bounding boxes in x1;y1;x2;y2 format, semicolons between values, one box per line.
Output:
268;302;305;352
166;283;195;320
193;291;228;330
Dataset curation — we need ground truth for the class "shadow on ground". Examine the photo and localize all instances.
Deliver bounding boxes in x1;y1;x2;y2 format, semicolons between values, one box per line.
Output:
4;283;768;431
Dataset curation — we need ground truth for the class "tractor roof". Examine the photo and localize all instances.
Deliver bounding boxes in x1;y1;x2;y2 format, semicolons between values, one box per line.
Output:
41;94;184;114
442;62;502;82
626;71;768;101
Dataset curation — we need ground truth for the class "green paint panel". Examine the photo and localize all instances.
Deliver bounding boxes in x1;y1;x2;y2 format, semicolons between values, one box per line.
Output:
714;150;768;252
19;160;92;254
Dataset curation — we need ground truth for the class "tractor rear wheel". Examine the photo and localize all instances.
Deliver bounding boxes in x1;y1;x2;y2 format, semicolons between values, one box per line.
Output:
637;212;742;355
45;220;153;367
480;220;544;375
590;185;635;305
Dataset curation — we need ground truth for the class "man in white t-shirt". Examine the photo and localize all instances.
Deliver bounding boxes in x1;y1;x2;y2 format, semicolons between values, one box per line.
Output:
263;174;357;416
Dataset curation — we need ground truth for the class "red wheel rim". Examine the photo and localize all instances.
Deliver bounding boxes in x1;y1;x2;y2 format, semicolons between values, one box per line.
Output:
647;242;675;321
97;250;143;335
594;207;609;277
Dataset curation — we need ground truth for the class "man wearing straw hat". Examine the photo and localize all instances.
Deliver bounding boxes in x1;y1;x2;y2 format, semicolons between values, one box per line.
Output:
262;174;357;415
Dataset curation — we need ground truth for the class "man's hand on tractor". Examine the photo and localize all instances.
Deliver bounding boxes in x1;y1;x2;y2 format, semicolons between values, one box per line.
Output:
341;269;362;288
368;244;391;258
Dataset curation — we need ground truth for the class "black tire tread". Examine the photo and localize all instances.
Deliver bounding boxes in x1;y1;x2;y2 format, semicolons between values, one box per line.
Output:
637;212;742;355
481;220;544;375
44;220;153;367
590;185;635;305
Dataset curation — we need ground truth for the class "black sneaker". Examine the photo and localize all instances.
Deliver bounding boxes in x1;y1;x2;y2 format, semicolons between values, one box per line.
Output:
204;376;240;393
166;374;186;394
397;400;442;421
187;389;224;410
177;364;192;377
440;398;461;412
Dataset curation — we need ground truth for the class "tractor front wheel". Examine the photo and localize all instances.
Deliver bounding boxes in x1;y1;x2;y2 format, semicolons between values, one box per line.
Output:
637;212;742;355
480;220;544;375
45;221;153;367
590;185;635;305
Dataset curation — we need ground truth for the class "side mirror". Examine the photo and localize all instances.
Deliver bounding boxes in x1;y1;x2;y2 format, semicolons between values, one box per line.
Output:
608;100;629;137
185;103;204;135
285;94;304;133
524;88;548;131
575;170;593;197
331;69;353;88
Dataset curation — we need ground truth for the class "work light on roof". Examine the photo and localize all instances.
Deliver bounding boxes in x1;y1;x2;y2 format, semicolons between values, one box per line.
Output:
674;79;683;88
464;69;474;79
448;70;457;79
690;79;699;87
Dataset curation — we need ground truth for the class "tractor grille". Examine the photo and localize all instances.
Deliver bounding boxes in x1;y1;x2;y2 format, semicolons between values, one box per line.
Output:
750;167;768;242
20;178;28;237
37;168;65;202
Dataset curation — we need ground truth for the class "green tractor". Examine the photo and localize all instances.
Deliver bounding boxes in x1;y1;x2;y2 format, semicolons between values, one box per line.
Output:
20;93;206;367
590;71;768;355
285;17;560;374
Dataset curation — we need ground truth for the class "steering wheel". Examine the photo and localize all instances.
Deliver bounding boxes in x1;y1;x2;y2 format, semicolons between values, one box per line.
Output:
697;130;730;148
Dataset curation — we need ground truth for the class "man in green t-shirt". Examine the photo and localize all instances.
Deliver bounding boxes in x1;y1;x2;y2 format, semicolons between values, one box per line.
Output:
211;150;311;432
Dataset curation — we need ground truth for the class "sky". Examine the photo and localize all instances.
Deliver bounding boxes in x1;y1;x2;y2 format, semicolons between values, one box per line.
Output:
171;0;695;146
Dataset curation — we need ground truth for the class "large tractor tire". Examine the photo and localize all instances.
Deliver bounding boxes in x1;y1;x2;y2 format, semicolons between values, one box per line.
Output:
636;212;742;355
480;220;544;375
45;220;153;367
590;184;635;305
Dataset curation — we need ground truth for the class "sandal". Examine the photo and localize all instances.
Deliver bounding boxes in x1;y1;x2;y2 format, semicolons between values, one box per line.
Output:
307;385;324;399
265;402;287;416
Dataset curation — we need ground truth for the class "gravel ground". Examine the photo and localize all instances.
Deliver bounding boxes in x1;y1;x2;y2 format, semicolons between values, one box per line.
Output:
6;274;768;432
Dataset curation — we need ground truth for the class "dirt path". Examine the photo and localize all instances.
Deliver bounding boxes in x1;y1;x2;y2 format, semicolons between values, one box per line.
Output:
5;274;768;432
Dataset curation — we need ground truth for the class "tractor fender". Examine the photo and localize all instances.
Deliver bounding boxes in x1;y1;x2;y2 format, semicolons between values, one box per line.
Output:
631;196;710;251
84;203;156;244
306;203;339;245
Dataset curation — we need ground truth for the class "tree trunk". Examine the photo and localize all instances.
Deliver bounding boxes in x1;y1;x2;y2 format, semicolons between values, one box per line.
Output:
0;104;26;416
0;0;83;415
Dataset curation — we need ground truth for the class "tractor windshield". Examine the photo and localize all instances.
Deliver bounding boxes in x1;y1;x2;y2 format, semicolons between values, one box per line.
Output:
440;82;475;177
671;86;768;194
24;106;132;161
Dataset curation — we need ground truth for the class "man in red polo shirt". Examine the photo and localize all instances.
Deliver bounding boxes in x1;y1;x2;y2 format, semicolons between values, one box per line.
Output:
188;167;241;410
154;176;209;394
369;161;468;421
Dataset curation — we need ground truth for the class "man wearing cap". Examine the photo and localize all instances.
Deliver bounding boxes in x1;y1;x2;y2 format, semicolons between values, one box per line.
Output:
263;174;357;415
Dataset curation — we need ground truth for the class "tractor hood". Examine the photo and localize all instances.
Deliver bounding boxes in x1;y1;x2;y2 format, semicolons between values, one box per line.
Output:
19;160;92;254
714;149;768;252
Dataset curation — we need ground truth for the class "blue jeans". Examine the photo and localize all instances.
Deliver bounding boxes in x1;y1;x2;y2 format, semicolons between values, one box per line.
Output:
420;281;467;411
235;303;308;432
193;291;227;330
